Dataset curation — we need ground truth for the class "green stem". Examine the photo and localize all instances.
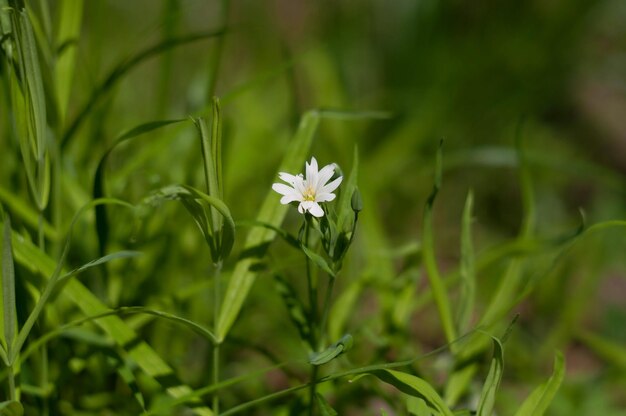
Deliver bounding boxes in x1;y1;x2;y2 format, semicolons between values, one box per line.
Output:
213;261;223;415
303;220;318;415
7;365;15;401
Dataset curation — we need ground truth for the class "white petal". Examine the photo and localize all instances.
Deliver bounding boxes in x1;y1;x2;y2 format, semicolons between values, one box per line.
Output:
320;176;343;194
316;164;335;189
272;183;297;196
278;172;300;185
281;194;301;204
308;202;324;217
306;157;318;186
315;192;336;202
298;202;306;214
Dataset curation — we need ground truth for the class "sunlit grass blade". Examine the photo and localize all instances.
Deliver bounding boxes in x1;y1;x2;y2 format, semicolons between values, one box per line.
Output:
422;141;456;345
0;186;58;241
368;369;454;416
61;29;225;148
217;110;320;341
513;352;565;416
54;0;83;123
476;337;504;416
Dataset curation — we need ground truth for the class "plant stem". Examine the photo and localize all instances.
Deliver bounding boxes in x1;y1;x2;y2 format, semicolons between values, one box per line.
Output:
303;220;319;415
7;364;15;401
213;261;223;415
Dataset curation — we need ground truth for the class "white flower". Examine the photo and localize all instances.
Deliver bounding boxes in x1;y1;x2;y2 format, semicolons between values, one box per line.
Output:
272;157;343;217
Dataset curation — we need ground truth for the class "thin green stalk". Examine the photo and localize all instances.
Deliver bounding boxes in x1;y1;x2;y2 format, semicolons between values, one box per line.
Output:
213;261;222;415
318;275;336;348
303;220;318;415
7;364;15;400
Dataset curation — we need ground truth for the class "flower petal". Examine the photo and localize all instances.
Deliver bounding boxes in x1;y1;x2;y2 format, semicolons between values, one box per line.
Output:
278;172;300;185
306;157;319;185
308;202;324;217
315;192;336;202
281;194;301;204
272;183;296;196
316;164;335;189
320;176;343;194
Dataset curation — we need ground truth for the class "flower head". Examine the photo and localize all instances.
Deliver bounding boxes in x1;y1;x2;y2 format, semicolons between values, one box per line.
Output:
272;157;343;217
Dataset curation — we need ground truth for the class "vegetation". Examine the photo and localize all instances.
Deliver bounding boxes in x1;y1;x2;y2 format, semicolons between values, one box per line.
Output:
0;0;625;414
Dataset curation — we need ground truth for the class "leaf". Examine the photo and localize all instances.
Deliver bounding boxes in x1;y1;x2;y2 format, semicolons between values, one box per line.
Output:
476;337;504;416
0;400;23;416
456;190;475;335
61;30;225;148
2;216;16;356
309;334;353;366
274;275;311;345
93;119;186;256
217;111;320;341
144;184;235;262
300;244;335;278
54;0;83;122
514;352;565;416
316;393;338;416
368;369;454;416
422;141;456;345
0;212;214;415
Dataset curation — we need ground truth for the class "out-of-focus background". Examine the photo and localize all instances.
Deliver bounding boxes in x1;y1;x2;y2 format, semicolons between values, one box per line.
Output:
1;0;626;414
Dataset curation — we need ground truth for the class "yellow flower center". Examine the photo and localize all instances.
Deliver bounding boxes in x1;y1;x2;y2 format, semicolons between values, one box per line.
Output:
303;187;316;201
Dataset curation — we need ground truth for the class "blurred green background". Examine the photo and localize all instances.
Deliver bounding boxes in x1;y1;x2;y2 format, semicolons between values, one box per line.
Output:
1;0;626;414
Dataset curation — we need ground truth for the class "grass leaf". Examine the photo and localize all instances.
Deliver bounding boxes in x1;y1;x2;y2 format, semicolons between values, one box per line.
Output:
2;216;16;356
476;337;504;416
514;352;565;416
217;111;320;341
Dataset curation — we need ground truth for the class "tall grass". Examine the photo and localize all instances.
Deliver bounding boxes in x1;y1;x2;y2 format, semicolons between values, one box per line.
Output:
1;1;625;415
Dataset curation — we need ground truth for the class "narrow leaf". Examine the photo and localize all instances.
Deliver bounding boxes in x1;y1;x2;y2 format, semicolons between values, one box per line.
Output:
309;334;353;366
476;337;504;416
0;400;23;416
316;393;338;416
514;352;565;416
2;217;16;354
369;369;454;416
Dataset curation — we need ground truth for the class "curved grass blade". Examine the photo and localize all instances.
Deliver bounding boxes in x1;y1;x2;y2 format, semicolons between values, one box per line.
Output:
476;337;504;416
93;119;186;255
61;30;225;148
5;223;214;415
144;184;235;262
367;369;454;416
456;190;475;335
513;352;565;416
309;334;353;366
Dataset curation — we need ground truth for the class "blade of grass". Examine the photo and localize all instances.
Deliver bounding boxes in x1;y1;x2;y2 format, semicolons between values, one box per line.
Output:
476;338;504;416
54;0;83;123
422;141;457;345
61;29;225;148
216;110;320;341
513;352;565;416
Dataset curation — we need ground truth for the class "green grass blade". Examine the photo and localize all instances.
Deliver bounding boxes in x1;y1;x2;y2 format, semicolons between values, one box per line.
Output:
476;337;504;416
456;190;475;335
576;330;626;370
54;0;83;123
216;110;320;341
61;30;225;148
514;352;565;416
93;118;186;255
0;186;58;241
422;141;457;345
2;216;16;355
368;369;454;416
4;220;214;415
0;400;23;415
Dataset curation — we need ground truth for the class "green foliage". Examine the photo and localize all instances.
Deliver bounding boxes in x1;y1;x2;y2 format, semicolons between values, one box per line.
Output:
0;1;624;415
